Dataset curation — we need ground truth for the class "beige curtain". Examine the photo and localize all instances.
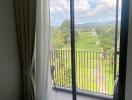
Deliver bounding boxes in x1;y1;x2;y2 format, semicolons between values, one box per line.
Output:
14;0;36;100
36;0;53;100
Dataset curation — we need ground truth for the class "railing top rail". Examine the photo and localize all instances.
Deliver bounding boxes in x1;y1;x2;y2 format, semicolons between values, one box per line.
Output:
50;49;114;54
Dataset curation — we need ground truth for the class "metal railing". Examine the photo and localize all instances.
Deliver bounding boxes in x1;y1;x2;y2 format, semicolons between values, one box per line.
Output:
49;49;117;96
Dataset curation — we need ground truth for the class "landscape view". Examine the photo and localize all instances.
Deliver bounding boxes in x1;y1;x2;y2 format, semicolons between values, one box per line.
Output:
49;0;121;96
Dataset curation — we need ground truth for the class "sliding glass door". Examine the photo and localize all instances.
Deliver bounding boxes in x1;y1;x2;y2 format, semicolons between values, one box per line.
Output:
49;0;129;100
74;0;122;100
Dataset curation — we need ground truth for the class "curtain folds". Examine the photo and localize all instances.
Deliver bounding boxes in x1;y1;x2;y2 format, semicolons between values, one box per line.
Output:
14;0;36;100
36;0;53;100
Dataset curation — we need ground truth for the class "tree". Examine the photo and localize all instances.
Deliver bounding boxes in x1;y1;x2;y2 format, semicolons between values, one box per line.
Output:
51;27;65;49
96;25;114;53
51;19;79;49
60;19;79;46
60;20;71;46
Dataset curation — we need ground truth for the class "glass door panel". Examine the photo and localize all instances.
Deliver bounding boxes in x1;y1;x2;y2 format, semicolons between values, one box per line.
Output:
49;0;72;100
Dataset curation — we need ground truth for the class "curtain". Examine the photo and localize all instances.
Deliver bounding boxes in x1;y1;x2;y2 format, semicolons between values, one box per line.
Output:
36;0;53;100
14;0;36;100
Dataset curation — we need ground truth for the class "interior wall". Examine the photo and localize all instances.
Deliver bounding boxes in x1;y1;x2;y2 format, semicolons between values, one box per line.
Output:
125;0;132;100
0;0;21;100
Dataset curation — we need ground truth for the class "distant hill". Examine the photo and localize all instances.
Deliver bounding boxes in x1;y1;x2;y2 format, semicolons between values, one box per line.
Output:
76;20;121;31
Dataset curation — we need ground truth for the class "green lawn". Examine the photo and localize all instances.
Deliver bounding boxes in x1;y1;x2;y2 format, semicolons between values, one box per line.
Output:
76;32;101;51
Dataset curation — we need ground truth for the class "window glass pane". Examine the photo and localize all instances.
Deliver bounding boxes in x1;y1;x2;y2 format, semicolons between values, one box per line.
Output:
49;0;72;100
74;0;122;99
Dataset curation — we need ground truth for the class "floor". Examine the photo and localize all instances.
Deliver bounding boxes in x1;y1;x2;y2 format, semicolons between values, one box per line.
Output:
52;89;113;100
52;90;99;100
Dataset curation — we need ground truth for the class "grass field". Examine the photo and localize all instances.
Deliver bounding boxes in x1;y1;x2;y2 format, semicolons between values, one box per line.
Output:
50;32;116;95
76;32;101;51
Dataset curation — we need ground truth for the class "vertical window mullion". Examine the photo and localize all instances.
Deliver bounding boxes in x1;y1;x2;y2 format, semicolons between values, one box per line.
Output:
114;0;119;80
70;0;77;100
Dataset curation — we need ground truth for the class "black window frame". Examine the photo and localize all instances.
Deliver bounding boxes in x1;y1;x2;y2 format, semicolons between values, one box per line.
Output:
118;0;129;100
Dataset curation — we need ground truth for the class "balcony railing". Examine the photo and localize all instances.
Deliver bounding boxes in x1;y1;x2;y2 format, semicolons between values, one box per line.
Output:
49;49;117;96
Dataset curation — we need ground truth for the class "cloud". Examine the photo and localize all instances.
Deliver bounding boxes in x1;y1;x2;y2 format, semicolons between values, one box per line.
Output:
50;0;122;25
75;0;92;15
50;0;69;13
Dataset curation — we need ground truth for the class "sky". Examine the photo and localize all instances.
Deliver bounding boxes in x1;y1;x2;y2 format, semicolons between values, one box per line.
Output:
50;0;122;26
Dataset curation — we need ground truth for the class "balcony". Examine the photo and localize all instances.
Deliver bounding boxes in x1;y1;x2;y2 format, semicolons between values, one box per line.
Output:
49;50;117;100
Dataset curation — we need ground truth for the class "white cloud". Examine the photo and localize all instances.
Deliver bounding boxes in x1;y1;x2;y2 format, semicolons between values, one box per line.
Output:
50;0;69;13
50;0;122;24
75;0;92;14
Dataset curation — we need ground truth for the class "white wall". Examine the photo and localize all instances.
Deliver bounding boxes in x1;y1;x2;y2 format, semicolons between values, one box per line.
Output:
0;0;21;100
125;0;132;100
